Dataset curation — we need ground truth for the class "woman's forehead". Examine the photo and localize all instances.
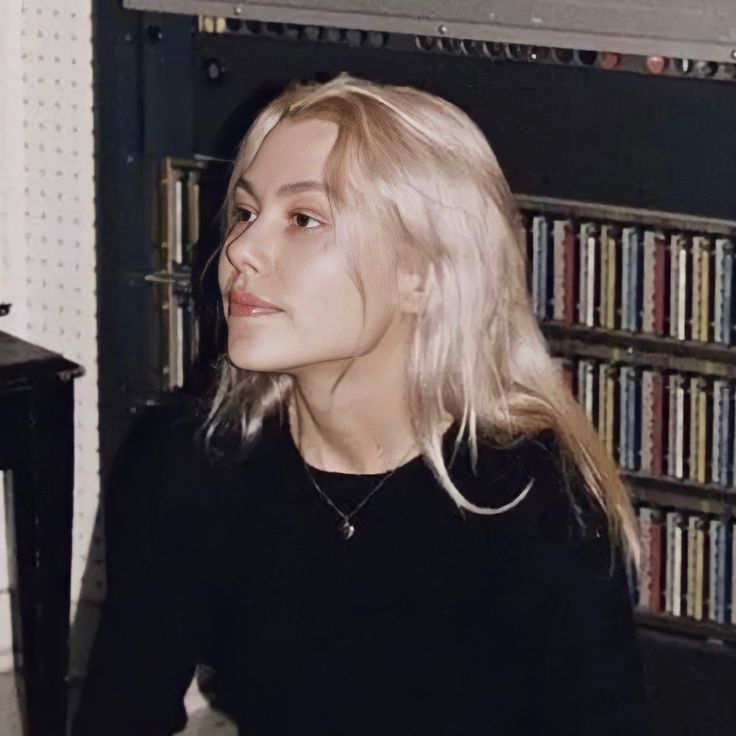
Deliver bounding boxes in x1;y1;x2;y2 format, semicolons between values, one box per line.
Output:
251;118;337;171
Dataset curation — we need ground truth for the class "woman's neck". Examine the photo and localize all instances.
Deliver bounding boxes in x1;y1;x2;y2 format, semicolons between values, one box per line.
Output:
286;397;453;475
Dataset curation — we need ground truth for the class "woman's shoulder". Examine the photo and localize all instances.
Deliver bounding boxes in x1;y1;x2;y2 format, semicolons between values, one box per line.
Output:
120;396;199;440
461;426;610;550
115;398;208;470
107;397;235;519
452;425;562;505
118;396;260;471
453;428;629;598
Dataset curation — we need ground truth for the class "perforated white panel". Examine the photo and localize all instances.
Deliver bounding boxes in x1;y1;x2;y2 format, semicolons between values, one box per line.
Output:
0;6;222;731
0;0;25;679
0;0;101;679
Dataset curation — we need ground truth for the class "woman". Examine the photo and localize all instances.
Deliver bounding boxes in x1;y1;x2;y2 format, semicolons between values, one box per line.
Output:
72;72;650;735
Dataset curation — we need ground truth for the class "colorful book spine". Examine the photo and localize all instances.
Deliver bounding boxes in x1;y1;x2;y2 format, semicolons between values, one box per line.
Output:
650;509;664;613
532;215;549;321
635;504;733;625
552;219;567;322
700;236;712;343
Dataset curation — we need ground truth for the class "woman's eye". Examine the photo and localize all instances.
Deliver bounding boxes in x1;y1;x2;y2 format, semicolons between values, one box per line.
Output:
232;207;322;231
235;207;254;223
292;212;321;230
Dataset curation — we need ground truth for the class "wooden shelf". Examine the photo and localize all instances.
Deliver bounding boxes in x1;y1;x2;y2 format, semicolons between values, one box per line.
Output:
635;610;736;645
517;194;736;235
536;322;736;513
542;322;736;378
624;473;736;516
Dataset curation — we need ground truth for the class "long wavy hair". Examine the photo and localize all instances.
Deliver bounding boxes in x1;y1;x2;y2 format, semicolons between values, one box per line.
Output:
196;71;640;575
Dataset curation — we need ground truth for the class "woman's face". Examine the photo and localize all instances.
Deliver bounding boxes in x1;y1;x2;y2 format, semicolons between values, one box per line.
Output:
218;117;406;377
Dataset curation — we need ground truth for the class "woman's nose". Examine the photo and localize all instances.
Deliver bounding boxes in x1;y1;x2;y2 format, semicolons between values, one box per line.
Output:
225;221;271;273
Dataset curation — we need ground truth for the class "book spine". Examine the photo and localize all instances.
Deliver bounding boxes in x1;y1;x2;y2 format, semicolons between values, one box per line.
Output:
698;377;709;484
642;231;655;333
677;236;688;340
620;366;630;470
650;510;664;613
552;219;566;322
701;237;712;343
653;231;667;336
669;234;681;339
717;518;730;623
562;220;577;326
714;237;725;343
667;373;677;477
673;512;684;616
641;370;653;474
720;381;732;488
597;362;608;441
712;379;724;486
686;515;698;617
689;376;700;482
724;240;734;346
694;516;705;621
532;216;549;320
665;511;675;613
606;365;617;461
638;507;652;610
589;225;599;327
675;374;686;479
651;370;665;476
691;236;702;341
709;518;720;622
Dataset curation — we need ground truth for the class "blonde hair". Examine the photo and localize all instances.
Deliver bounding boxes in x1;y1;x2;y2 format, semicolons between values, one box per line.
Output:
197;71;640;575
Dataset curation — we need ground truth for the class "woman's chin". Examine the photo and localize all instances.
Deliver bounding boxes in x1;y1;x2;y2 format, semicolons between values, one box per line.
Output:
225;349;291;374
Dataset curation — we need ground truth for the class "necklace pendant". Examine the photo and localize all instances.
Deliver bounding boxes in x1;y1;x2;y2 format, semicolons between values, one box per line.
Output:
340;518;355;540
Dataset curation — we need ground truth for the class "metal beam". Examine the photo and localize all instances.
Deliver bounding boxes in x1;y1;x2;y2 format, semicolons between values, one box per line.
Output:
123;0;736;63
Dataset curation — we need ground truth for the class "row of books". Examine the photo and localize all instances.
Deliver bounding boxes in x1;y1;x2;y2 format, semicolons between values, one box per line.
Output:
558;357;736;487
526;213;736;344
635;504;735;625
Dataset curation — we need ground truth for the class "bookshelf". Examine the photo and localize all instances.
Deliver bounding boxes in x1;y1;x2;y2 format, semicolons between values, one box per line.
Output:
634;610;736;645
519;195;736;641
624;471;736;517
542;322;736;380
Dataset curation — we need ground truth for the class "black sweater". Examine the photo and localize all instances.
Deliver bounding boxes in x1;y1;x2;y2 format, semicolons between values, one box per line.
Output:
71;400;651;736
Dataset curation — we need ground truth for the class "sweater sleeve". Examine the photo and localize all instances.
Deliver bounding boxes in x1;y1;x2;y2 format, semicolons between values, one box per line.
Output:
70;402;230;736
520;435;652;736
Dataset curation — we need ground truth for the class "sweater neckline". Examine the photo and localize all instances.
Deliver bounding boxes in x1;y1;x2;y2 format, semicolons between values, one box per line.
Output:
280;411;463;482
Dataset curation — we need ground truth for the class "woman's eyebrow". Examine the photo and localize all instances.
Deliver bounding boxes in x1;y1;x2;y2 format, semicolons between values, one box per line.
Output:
236;177;329;199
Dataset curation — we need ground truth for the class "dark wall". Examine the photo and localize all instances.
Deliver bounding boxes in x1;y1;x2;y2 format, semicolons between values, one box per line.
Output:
193;31;736;220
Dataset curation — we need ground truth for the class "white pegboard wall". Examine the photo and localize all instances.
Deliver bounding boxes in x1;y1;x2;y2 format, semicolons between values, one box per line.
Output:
0;0;103;675
3;3;267;731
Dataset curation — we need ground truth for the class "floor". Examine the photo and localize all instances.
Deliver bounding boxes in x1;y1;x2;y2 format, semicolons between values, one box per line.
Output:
0;672;22;736
0;668;239;735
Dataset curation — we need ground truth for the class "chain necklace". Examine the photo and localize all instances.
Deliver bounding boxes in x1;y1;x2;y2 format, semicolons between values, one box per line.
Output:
296;432;419;541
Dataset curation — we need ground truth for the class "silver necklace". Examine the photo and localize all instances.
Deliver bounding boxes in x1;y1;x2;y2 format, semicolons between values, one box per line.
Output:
298;442;419;541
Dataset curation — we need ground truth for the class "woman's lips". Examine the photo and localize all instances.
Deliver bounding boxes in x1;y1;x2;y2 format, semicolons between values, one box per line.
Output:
229;302;283;317
230;290;281;309
228;289;283;317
